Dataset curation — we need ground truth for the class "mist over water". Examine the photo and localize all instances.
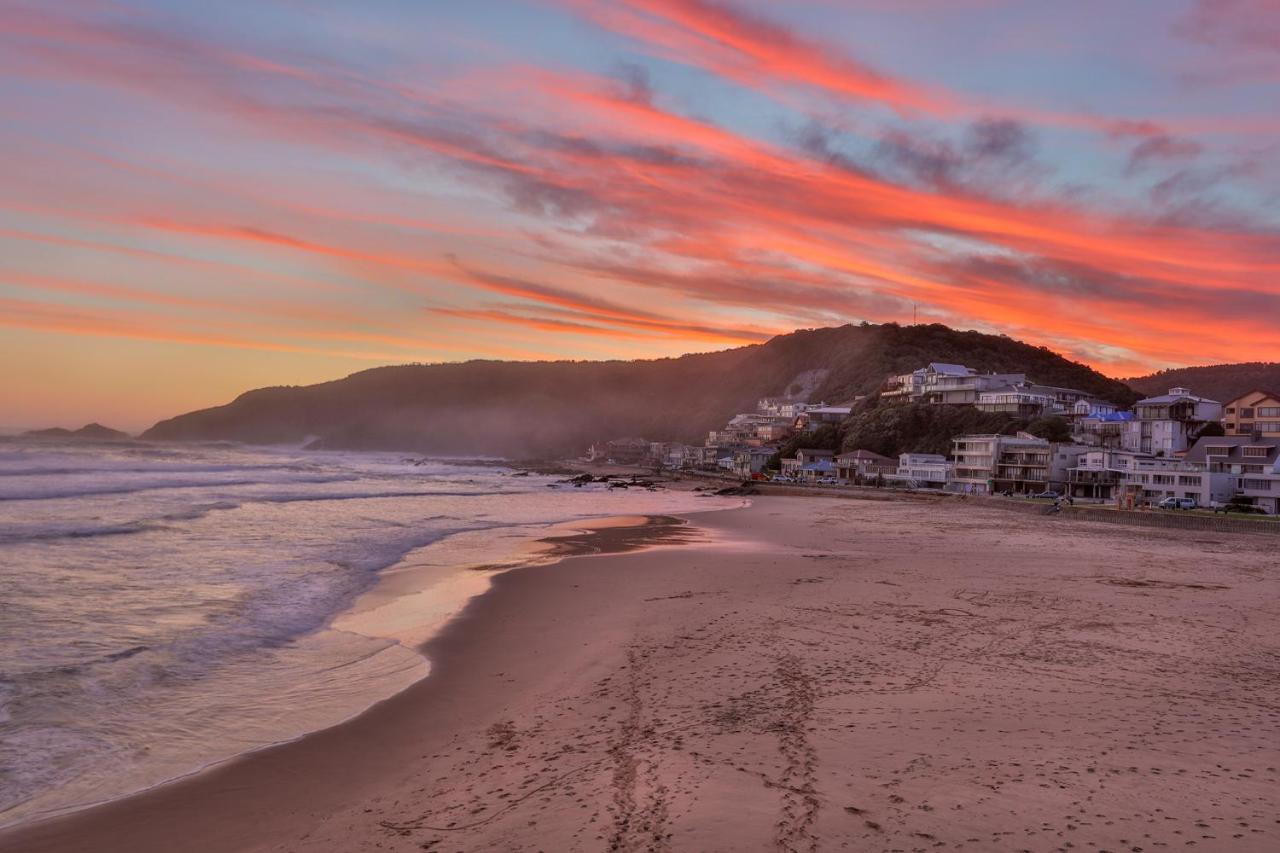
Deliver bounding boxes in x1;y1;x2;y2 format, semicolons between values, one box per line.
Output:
0;439;730;828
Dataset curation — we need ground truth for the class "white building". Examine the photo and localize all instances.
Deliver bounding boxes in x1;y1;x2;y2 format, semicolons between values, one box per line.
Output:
1121;387;1223;457
1120;457;1234;509
885;453;953;489
949;433;1044;494
1184;435;1280;514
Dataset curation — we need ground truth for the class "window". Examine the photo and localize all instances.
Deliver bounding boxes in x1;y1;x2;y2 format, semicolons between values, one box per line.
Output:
1242;446;1270;457
1257;422;1280;433
1259;407;1280;418
1206;446;1231;457
1242;408;1255;418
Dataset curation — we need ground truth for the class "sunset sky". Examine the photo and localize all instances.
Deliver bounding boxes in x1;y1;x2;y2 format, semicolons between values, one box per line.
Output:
2;0;1278;430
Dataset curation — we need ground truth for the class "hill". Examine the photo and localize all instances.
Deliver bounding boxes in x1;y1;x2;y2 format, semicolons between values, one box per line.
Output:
142;323;1139;456
1124;363;1280;403
24;423;132;441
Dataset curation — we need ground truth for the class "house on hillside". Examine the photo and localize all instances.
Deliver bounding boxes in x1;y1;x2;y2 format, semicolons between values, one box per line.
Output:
793;406;852;432
1222;390;1280;439
926;370;1026;406
1122;387;1222;457
1071;398;1121;419
975;383;1053;417
834;449;897;483
1073;410;1132;447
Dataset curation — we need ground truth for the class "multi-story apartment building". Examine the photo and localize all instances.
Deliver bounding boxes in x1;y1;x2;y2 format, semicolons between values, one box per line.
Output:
994;442;1089;494
1119;457;1234;508
1068;448;1142;500
1221;390;1280;438
950;433;1044;494
1121;387;1222;457
1184;435;1280;514
1070;449;1235;506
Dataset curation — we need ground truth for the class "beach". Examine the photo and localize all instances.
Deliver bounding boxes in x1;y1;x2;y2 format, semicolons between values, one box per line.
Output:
5;493;1279;852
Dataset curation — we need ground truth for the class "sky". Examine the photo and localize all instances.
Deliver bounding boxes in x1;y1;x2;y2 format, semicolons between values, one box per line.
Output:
2;0;1278;431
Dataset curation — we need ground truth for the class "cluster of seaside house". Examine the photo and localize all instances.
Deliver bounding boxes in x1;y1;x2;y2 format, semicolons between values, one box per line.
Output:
585;364;1280;514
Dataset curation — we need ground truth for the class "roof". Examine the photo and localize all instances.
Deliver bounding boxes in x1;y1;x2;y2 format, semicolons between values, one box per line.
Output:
797;447;835;456
1185;435;1280;465
836;449;896;463
1137;389;1220;405
928;362;974;375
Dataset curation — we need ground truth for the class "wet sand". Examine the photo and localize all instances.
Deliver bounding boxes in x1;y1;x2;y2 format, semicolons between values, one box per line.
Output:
5;496;1279;852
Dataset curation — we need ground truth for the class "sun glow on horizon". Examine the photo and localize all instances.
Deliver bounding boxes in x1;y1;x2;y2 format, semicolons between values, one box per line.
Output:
1;0;1278;428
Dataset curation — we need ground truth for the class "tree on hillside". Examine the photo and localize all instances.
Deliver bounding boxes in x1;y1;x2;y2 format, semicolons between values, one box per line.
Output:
840;403;1022;457
767;424;840;469
1024;415;1071;442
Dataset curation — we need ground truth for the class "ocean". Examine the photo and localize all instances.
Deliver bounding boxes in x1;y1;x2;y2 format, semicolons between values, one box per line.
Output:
0;438;734;828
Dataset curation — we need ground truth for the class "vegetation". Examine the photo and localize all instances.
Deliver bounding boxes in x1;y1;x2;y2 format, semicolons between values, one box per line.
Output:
1125;362;1280;403
839;402;1024;457
144;322;1139;456
1024;415;1072;443
766;424;840;469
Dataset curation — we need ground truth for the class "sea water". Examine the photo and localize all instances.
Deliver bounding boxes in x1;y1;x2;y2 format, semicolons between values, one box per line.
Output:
0;438;734;827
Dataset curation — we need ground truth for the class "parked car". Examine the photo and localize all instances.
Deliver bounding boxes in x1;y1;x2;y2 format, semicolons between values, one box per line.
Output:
815;476;838;485
1032;490;1060;500
1213;501;1266;515
1157;497;1197;510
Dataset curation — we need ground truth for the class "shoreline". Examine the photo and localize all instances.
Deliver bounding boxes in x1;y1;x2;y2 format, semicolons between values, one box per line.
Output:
6;494;1278;852
0;506;738;852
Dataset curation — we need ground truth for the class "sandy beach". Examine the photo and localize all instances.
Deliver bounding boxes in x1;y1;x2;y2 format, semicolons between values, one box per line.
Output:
5;493;1279;853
